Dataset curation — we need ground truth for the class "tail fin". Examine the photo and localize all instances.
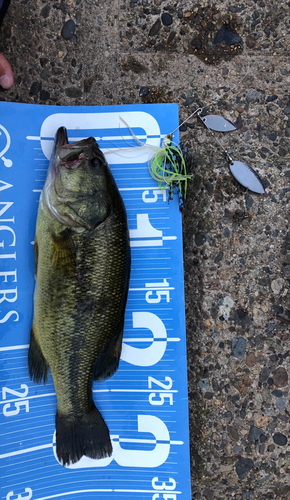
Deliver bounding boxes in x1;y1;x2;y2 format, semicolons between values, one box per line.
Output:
55;403;112;466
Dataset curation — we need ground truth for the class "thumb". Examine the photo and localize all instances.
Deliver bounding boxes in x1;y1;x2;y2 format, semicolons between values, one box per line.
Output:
0;53;13;89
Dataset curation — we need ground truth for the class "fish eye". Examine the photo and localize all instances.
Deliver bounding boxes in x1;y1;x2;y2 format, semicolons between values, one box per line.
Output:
91;158;100;168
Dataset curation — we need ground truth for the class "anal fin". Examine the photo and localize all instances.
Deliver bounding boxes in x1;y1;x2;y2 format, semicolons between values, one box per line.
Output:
93;328;123;382
28;326;49;384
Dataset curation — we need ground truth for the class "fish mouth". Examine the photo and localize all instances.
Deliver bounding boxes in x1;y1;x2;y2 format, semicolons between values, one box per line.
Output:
55;127;85;170
54;127;98;167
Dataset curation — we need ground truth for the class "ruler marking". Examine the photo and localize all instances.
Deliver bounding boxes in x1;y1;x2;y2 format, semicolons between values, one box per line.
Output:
101;389;178;393
114;490;181;494
129;287;174;291
0;443;52;459
0;345;29;352
33;491;114;500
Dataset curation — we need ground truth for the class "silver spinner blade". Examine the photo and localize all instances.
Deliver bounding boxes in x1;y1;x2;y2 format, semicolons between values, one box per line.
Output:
229;161;265;194
201;115;236;132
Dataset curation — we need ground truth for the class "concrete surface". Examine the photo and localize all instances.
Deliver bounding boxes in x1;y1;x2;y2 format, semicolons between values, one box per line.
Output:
1;1;290;498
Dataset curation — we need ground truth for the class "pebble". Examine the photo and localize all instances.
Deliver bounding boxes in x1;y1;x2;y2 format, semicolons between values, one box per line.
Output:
213;25;242;45
195;232;207;246
184;96;195;106
41;5;50;18
191;38;202;50
267;323;276;331
161;13;173;26
232;337;246;360
211;332;220;344
228;6;243;13
272;367;288;387
273;432;288;446
266;95;278;102
139;87;149;97
203;488;214;500
61;19;76;40
268;131;277;142
214;251;223;264
30;82;42;95
271;278;284;295
148;19;161;36
204;180;214;195
65;87;82;98
259;367;270;383
276;398;287;412
167;31;176;44
272;389;283;397
227;425;239;442
235;457;254;479
40;90;50;101
246;90;260;103
199;379;210;390
219;296;234;320
249;426;264;443
246;352;256;367
255;414;270;427
40;68;50;80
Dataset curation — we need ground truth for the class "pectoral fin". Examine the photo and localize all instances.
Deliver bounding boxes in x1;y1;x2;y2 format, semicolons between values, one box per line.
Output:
51;229;76;275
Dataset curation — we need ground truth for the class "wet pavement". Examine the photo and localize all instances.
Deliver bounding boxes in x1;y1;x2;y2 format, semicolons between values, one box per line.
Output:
1;1;290;498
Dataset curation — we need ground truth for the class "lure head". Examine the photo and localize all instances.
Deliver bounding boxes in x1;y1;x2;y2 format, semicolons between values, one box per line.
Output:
161;134;173;149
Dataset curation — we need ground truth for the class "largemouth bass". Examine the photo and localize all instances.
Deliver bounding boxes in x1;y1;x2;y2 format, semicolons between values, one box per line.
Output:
28;127;131;466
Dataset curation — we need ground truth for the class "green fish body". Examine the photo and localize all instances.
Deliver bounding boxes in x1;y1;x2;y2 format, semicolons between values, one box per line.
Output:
28;127;130;466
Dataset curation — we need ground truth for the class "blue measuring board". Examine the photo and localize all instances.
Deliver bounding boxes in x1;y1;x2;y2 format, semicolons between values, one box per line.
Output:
0;102;191;500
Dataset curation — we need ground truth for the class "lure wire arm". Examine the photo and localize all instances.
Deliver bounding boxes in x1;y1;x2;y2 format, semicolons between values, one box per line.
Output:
169;107;205;137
